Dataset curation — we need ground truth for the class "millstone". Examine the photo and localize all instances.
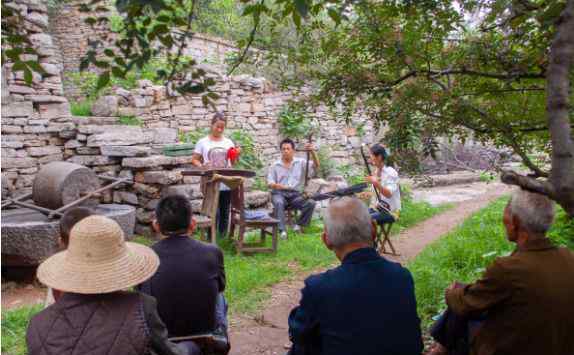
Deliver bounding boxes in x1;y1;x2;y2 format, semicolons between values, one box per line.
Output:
33;162;100;210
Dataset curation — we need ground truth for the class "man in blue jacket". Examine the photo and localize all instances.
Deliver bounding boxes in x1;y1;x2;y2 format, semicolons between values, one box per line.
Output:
288;197;423;355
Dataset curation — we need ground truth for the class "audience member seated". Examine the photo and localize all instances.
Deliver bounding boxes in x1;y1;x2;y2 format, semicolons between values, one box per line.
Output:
27;216;191;355
429;189;574;355
268;138;320;239
138;195;229;354
44;207;94;307
287;197;423;355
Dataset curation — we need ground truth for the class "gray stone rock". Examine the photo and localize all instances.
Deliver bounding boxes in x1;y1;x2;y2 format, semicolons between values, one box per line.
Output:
245;191;270;208
100;145;152;157
136;208;154;223
40;63;60;76
133;183;161;198
113;191;139;205
38;153;63;164
27;95;67;103
67;155;118;166
91;95;119;117
3;101;33;117
87;127;153;147
122;155;194;168
2;158;37;169
76;147;100;155
9;85;36;94
162;184;201;199
151;128;178;144
1;125;23;134
64;140;82;149
27;146;61;157
136;170;182;185
1;141;24;149
38;102;70;119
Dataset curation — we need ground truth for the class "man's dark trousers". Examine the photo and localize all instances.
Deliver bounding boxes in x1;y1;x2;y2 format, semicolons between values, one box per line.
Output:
272;190;316;231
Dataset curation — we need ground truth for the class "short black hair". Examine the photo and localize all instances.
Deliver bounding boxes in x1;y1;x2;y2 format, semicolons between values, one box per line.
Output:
280;138;295;149
370;143;388;160
59;207;94;247
155;195;192;235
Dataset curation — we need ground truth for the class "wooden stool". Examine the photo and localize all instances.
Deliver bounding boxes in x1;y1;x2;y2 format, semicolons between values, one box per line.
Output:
229;182;279;255
375;222;398;255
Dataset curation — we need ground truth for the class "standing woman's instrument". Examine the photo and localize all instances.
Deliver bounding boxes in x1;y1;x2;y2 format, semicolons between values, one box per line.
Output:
360;144;391;213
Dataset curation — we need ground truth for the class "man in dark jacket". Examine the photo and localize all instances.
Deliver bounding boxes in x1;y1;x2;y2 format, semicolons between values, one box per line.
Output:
430;189;574;355
27;215;193;355
288;197;423;355
138;194;229;353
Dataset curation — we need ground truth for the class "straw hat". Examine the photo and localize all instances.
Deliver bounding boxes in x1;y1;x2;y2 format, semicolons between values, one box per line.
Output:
37;215;159;294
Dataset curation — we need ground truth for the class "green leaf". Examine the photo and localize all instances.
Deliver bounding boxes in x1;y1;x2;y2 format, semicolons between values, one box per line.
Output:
84;17;97;26
156;15;170;22
111;66;125;78
79;58;90;72
25;61;46;75
294;0;309;18
23;67;33;85
292;11;302;29
327;8;341;24
104;49;115;57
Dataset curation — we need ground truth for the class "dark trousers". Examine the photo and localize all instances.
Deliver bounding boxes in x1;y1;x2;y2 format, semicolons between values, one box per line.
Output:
271;190;316;232
217;191;231;236
430;308;485;355
369;208;395;225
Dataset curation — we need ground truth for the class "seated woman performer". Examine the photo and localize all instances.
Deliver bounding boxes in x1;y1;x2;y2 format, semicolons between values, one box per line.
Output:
364;144;400;224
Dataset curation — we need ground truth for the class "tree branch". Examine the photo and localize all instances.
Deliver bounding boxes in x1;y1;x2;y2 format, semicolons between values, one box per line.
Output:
227;0;264;75
500;170;556;196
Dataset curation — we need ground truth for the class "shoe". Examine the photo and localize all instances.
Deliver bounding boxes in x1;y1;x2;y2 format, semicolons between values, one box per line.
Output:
280;231;288;240
292;225;301;233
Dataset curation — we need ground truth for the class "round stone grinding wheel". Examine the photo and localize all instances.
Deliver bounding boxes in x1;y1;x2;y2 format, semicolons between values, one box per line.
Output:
33;162;101;210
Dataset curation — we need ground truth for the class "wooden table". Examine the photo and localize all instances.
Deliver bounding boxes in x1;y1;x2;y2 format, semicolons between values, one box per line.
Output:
181;168;256;243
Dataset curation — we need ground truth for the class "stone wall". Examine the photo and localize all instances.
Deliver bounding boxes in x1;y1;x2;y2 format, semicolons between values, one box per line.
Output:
49;0;239;98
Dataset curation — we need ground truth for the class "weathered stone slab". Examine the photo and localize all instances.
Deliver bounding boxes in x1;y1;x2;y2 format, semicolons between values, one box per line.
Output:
64;140;82;149
38;153;63;164
3;101;33;117
162;184;201;199
1;126;23;134
76;147;100;155
38;102;70;119
67;155;118;166
1;141;24;149
135;170;182;185
113;191;139;205
26;95;68;103
26;146;61;157
87;127;153;147
91;95;119;117
122;155;194;168
151;128;178;144
2;158;37;169
100;145;152;157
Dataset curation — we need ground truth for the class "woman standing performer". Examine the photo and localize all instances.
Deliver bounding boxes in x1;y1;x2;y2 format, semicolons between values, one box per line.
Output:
364;144;401;225
191;113;240;236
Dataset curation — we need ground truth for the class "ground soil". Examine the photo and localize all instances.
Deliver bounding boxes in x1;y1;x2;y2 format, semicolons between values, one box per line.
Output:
1;181;511;355
228;182;511;355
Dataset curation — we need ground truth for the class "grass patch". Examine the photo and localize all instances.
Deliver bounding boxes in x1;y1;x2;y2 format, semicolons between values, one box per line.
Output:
1;305;42;355
118;115;143;126
408;196;574;329
70;100;93;116
0;197;448;354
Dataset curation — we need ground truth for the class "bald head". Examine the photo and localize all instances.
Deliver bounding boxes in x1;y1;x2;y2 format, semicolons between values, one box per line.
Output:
324;197;374;248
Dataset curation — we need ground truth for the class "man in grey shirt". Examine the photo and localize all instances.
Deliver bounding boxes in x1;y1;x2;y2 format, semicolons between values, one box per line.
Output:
267;138;320;239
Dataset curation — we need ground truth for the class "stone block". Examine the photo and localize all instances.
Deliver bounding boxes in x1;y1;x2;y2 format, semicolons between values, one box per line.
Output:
151;128;178;144
162;184;201;200
27;146;61;157
135;170;182;185
119;169;134;181
40;63;60;76
9;85;36;95
172;105;194;115
122;155;193;168
64;140;82;149
91;95;119;117
136;208;154;224
87;127;153;147
28;119;49;125
1;141;24;149
23;125;47;133
113;191;139;205
2;101;33;117
2;158;37;169
1;126;23;134
76;147;100;155
100;145;152;157
38;153;63;164
67;155;117;166
133;183;161;198
38;102;70;119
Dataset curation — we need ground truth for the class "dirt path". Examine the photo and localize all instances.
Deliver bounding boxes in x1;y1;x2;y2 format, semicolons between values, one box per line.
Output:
228;182;512;355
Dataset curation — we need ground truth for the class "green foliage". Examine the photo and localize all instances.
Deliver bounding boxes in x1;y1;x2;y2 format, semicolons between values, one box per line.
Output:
118;115;143;126
315;146;336;179
479;171;497;183
337;163;364;185
178;128;210;145
1;304;42;355
408;197;574;330
70;100;93;116
278;103;317;139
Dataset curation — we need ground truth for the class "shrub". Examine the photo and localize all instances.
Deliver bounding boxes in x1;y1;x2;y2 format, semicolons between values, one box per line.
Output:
70;99;93;116
118;115;143;126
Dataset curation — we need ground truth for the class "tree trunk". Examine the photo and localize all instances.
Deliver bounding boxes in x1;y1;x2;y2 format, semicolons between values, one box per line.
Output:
502;0;574;218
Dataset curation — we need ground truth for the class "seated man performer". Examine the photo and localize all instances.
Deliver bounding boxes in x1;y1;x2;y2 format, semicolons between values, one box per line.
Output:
365;143;400;224
268;138;320;239
287;197;423;355
138;195;229;355
429;189;574;355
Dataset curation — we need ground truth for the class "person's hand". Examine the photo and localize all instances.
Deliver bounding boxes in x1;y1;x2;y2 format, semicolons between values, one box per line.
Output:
444;282;459;298
304;143;316;151
365;175;378;185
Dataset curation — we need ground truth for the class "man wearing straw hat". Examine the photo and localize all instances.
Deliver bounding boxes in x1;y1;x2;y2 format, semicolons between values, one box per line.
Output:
26;215;194;355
